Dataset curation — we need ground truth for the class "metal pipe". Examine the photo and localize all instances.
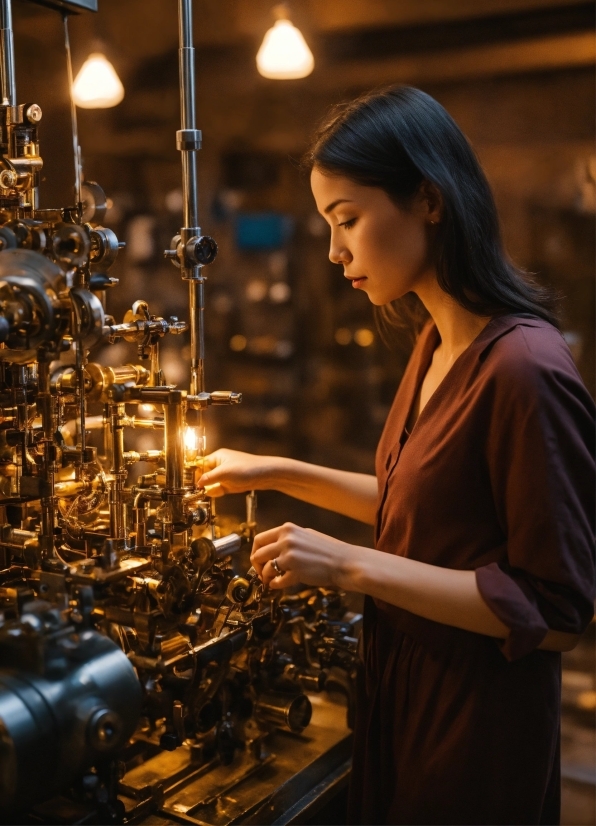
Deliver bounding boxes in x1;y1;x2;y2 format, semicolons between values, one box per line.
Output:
0;0;16;106
212;533;242;559
38;356;56;559
189;278;205;395
63;14;82;208
109;404;126;540
75;341;86;455
178;0;198;230
133;501;147;550
164;393;185;537
177;0;205;399
120;415;165;430
164;395;184;491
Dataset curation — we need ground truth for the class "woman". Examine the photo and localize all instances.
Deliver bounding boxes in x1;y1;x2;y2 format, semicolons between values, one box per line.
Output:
199;87;595;825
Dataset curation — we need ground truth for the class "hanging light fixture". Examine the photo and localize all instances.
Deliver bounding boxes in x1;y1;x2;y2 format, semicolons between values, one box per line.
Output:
256;3;314;80
72;53;124;109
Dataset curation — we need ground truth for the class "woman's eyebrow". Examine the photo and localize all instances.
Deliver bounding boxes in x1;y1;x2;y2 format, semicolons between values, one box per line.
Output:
324;198;353;214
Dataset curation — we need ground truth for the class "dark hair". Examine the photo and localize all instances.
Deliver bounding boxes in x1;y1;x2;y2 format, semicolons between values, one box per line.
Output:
304;86;558;344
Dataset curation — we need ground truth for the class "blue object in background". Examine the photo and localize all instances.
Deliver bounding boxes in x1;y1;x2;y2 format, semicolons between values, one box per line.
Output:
234;212;294;251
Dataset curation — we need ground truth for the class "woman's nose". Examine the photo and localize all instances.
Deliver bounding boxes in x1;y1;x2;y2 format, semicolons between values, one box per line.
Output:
329;234;352;266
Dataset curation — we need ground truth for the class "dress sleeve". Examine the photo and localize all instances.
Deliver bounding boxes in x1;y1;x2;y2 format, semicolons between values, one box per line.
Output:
475;327;595;661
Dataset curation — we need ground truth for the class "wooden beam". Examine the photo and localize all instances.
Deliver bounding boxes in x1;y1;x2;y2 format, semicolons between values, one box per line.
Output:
315;31;596;91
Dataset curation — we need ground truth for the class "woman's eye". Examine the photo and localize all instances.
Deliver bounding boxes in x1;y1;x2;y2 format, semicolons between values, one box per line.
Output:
338;218;356;229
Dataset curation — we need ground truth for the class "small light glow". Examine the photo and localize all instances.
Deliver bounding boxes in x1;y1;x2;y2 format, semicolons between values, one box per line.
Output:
269;282;291;303
354;328;374;347
184;427;198;452
246;279;268;302
335;328;352;346
72;53;125;109
230;334;247;352
256;19;314;80
139;403;155;415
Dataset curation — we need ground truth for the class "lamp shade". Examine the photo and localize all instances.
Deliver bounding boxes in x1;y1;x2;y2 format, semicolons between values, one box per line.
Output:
72;53;124;109
256;19;314;80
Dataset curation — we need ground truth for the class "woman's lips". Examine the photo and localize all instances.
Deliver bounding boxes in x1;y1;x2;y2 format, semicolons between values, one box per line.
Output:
350;277;367;289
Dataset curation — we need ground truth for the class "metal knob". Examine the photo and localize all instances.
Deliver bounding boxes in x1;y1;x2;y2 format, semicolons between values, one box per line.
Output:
25;103;42;124
185;235;218;266
0;169;17;190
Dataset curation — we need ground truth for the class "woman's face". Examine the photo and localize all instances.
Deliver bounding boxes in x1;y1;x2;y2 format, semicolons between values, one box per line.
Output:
310;167;437;306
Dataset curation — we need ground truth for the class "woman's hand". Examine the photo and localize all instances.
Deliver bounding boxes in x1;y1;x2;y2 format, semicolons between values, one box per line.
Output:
250;521;357;589
197;449;277;497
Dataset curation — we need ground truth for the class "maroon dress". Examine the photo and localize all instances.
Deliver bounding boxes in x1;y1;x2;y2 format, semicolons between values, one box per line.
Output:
348;315;595;825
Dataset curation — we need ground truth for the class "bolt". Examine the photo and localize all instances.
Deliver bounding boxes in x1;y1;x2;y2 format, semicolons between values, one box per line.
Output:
0;169;17;190
25;104;42;123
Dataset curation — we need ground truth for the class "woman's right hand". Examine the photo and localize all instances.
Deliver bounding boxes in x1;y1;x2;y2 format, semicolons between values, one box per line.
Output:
197;449;278;497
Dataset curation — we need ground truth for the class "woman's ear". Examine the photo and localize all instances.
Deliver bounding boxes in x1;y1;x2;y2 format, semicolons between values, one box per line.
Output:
418;180;443;224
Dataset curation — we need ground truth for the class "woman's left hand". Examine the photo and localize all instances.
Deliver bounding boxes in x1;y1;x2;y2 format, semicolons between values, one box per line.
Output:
250;522;355;589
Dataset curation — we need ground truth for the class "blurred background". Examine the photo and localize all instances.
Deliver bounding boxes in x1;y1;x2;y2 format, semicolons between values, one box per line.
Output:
11;0;596;821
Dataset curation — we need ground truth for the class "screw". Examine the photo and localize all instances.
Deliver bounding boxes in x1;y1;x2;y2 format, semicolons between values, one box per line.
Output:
25;104;42;123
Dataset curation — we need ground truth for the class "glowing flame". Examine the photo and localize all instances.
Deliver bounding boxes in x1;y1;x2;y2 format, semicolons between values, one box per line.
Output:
184;426;198;452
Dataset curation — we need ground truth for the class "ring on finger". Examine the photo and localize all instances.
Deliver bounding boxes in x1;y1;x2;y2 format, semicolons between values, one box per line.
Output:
271;557;284;577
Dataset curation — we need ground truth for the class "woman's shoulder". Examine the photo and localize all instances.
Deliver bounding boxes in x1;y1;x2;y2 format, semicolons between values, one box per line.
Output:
479;315;593;413
481;316;574;377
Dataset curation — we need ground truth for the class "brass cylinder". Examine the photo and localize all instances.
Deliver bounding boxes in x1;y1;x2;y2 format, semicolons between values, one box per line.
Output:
164;393;184;492
254;692;312;734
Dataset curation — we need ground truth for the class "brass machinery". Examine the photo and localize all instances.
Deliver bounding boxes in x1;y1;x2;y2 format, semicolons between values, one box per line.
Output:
0;0;359;822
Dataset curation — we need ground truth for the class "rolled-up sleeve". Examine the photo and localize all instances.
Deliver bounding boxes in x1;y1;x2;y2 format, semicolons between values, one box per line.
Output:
475;327;595;661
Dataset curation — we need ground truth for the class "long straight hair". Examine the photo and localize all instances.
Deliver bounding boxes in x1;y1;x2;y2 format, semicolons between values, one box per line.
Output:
304;86;558;345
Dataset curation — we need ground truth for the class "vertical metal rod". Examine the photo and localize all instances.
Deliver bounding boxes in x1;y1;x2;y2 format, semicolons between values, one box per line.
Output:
38;357;56;558
178;0;198;230
164;397;184;492
76;341;86;454
63;14;82;208
109;404;126;540
164;394;185;542
0;0;16;106
189;278;205;395
178;0;205;399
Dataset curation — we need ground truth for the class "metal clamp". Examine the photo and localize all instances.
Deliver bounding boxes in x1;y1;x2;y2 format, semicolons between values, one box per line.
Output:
176;128;202;151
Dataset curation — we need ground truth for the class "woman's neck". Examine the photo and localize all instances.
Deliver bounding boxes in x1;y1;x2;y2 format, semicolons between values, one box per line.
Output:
415;279;492;362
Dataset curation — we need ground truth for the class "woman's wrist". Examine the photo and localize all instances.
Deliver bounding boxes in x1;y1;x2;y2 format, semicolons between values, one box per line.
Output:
333;543;368;591
263;456;305;493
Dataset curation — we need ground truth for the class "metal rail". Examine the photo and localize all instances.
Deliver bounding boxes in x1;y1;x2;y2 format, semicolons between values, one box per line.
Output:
177;0;205;397
0;0;15;107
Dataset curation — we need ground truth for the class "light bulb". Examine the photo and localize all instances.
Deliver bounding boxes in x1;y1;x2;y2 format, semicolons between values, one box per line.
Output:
184;426;198;452
72;53;124;109
256;19;314;80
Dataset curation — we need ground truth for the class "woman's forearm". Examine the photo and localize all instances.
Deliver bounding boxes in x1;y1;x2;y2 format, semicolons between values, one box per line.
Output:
199;449;378;524
338;547;579;651
270;457;378;525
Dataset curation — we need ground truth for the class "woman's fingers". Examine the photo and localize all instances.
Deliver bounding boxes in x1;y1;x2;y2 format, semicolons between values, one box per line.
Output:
197;448;268;495
252;523;291;553
265;562;299;589
197;450;226;488
202;482;225;497
250;539;284;579
250;521;347;589
250;523;298;578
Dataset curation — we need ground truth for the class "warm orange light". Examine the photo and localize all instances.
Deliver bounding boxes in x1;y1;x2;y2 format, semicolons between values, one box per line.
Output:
73;53;124;109
256;18;314;80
